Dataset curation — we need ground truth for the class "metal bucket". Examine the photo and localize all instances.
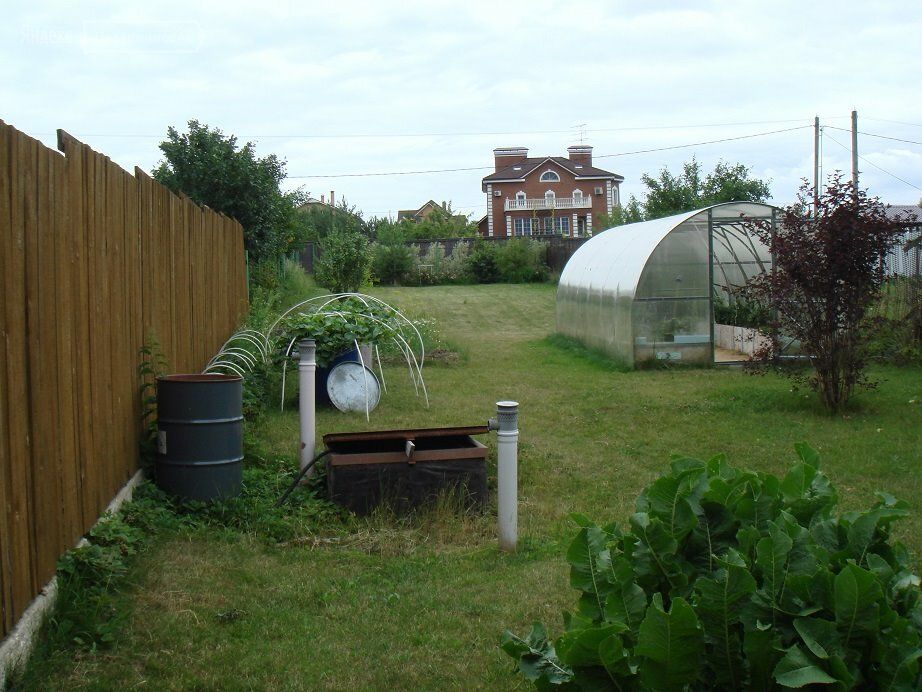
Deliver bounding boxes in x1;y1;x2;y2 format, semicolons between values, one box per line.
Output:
155;374;243;502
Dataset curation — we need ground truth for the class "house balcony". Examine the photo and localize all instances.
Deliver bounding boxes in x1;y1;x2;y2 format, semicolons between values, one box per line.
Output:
503;196;593;211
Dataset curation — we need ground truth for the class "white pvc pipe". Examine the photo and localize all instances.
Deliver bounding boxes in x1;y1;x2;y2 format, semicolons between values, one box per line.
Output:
496;401;519;552
299;339;317;479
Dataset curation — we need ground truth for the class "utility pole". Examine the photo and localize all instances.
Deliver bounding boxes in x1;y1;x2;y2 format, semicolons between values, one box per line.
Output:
814;115;820;213
851;110;859;192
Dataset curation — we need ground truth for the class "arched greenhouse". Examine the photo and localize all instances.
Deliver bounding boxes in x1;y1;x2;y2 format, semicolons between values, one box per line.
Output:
556;201;777;367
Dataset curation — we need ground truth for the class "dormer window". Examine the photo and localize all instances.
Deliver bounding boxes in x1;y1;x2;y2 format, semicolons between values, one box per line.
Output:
539;170;560;182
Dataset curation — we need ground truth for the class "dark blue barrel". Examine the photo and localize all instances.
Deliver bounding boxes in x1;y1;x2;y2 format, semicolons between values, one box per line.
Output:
155;374;243;502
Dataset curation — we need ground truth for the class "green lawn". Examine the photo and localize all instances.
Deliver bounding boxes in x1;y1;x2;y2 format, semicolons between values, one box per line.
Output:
20;283;922;690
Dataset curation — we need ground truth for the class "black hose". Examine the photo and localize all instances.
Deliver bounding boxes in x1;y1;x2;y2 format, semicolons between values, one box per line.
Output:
275;450;331;507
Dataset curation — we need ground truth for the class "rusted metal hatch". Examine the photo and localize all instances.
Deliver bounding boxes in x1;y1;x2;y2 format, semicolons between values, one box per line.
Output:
323;426;490;514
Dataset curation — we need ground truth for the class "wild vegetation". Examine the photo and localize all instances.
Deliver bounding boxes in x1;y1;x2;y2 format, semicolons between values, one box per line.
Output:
13;278;920;690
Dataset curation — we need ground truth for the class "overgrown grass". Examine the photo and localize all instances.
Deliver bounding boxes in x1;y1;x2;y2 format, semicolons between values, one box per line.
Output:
15;281;921;690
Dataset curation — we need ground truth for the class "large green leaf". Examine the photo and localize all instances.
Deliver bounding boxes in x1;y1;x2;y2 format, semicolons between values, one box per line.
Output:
598;632;638;681
501;623;573;685
603;579;647;636
643;475;699;540
773;645;837;687
755;524;793;611
695;549;757;688
834;563;882;648
567;525;613;620
743;622;782;691
780;462;837;524
793;617;841;660
636;594;704;691
556;623;627;668
846;507;910;567
629;513;680;590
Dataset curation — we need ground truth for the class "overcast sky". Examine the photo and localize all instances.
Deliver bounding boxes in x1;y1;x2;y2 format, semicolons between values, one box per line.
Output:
3;0;921;221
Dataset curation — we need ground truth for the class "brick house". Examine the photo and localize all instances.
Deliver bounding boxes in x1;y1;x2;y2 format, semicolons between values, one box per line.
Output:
481;146;623;238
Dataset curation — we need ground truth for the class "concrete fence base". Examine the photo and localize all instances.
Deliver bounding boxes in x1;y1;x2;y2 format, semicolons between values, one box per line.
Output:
0;469;146;687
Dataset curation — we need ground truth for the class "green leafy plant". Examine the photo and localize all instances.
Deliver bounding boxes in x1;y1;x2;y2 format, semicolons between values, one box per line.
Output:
138;336;169;468
282;298;391;367
465;239;500;283
502;444;921;690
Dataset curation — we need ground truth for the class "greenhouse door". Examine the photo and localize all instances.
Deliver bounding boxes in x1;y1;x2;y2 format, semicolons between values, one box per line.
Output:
708;209;775;365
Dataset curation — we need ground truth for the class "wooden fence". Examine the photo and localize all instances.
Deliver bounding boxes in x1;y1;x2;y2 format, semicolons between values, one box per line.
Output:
0;121;248;640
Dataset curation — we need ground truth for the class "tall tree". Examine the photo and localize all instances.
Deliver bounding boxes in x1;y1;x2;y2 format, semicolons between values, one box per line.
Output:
641;156;771;220
746;174;906;412
153;120;305;264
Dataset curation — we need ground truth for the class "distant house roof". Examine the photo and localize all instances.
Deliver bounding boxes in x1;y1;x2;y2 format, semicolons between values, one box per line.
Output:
482;156;624;184
398;199;466;224
884;204;921;223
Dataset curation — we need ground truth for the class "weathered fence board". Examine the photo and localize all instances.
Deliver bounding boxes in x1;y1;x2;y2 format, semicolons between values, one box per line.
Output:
0;121;248;640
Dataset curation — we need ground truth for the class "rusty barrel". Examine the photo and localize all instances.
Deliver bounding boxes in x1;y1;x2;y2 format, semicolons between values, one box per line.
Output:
155;374;243;502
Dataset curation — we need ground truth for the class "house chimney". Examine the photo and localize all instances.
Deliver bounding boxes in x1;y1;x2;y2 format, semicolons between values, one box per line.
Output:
493;147;528;172
330;190;335;207
320;194;325;203
567;145;593;167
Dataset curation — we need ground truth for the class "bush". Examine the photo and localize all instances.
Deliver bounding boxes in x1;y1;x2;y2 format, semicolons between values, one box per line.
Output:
415;241;471;285
373;242;415;285
314;230;371;293
465;240;500;283
372;223;415;285
502;444;921;690
496;238;549;283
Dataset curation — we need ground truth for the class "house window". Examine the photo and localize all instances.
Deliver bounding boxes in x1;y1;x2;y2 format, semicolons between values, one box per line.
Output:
543;217;553;233
540;170;560;182
555;216;570;235
515;191;526;208
573;189;583;201
514;218;533;236
544;190;555;207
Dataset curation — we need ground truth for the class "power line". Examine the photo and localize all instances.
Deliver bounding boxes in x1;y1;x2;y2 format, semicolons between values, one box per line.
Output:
823;131;922;192
593;125;811;160
864;116;922;129
825;125;922;147
290;125;813;178
32;116;827;142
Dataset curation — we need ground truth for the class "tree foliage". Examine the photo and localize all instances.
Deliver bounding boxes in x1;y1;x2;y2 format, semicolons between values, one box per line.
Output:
299;199;368;242
641;157;771;220
400;202;475;241
746;175;907;412
152;120;305;265
371;222;415;285
601;157;772;229
313;230;371;293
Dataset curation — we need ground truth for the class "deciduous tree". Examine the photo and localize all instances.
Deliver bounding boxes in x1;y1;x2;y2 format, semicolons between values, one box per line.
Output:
747;174;907;412
153;120;305;265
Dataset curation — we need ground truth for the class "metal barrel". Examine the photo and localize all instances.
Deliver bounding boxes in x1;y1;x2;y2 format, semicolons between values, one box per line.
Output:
155;374;243;502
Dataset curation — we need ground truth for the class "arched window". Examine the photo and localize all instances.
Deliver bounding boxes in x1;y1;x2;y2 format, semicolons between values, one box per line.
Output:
515;191;526;208
540;170;560;182
544;190;555;207
573;189;584;203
